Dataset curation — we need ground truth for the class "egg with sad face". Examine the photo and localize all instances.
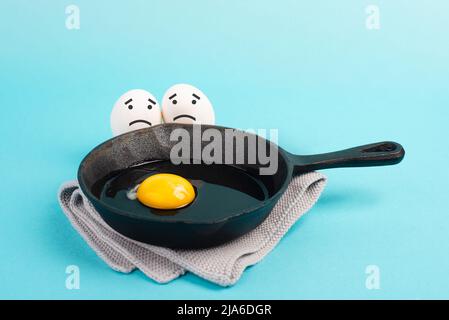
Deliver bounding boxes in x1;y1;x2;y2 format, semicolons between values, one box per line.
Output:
110;89;162;136
161;84;215;125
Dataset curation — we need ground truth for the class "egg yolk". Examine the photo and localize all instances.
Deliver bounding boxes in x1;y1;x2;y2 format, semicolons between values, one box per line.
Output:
136;173;195;209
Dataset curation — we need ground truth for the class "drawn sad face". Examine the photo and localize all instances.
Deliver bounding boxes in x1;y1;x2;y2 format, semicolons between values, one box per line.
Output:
161;84;215;125
110;89;162;136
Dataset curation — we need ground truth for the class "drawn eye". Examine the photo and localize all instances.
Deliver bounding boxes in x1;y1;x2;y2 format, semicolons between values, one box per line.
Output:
128;105;133;110
192;100;197;105
172;100;177;105
148;105;152;110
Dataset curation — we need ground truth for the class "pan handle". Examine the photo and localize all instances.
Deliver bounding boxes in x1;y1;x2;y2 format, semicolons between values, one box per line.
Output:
290;141;405;174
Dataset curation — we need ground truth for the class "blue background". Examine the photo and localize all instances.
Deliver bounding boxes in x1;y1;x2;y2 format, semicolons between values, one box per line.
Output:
1;0;448;299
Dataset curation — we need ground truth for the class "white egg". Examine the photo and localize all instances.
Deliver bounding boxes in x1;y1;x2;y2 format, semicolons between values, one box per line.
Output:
110;89;162;136
161;84;215;125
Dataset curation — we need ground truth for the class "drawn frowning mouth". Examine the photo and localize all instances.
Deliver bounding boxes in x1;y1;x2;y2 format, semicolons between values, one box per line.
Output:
173;114;196;121
129;120;152;126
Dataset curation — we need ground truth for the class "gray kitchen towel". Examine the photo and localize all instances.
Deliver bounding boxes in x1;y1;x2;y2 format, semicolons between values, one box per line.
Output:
58;172;326;286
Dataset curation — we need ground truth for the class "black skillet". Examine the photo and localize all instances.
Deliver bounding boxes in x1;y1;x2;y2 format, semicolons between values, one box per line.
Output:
78;123;404;249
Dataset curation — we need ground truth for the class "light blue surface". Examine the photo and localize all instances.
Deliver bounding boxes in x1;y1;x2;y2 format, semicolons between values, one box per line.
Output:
1;0;448;299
